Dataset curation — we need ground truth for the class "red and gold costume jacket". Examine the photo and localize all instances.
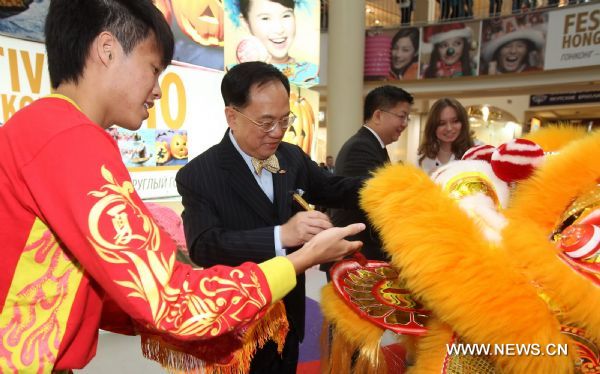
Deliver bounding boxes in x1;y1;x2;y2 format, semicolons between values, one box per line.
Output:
0;96;295;372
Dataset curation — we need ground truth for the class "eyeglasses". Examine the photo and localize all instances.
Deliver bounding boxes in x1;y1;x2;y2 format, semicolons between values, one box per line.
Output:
232;107;296;133
380;109;410;123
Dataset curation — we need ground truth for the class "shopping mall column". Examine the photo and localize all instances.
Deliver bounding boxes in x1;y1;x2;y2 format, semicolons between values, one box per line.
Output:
326;0;366;159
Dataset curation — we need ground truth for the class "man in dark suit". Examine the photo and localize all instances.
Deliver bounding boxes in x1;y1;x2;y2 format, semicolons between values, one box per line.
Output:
324;155;335;174
323;86;413;272
176;61;363;373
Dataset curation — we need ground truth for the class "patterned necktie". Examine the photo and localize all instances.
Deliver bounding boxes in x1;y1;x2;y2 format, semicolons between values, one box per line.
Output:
251;154;280;176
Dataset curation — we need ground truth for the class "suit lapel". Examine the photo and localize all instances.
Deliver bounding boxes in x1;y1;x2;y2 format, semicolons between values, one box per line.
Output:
359;127;389;162
273;147;294;223
217;131;277;224
382;147;390;162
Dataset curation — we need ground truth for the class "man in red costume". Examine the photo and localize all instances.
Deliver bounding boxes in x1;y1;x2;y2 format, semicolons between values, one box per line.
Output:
0;0;364;371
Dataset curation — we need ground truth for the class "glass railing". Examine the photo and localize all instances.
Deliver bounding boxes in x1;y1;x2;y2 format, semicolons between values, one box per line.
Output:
320;0;597;30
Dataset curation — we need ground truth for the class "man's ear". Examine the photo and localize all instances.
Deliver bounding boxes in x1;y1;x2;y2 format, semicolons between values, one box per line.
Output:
94;31;116;67
371;109;382;126
224;106;237;130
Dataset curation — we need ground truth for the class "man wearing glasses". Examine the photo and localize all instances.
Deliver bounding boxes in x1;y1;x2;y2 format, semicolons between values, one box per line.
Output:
176;61;364;373
322;85;414;275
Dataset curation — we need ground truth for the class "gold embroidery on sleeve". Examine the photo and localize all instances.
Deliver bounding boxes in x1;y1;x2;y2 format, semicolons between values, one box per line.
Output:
87;166;268;337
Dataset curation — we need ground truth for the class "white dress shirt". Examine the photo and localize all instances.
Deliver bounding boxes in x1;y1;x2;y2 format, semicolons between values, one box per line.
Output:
229;131;285;256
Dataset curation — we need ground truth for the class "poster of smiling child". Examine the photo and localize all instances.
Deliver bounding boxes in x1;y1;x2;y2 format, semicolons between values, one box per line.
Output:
479;13;547;75
224;0;320;88
420;21;480;79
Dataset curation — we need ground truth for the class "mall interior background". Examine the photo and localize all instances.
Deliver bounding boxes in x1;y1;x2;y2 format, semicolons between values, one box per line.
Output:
314;0;599;167
1;0;598;372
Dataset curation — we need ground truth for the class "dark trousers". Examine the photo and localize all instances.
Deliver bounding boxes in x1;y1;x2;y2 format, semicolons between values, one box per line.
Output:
440;0;450;19
464;0;473;17
512;0;522;13
249;329;299;374
489;0;502;16
400;8;411;24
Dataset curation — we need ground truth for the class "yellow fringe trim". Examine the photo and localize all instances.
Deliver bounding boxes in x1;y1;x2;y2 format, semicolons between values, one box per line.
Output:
408;320;454;374
320;284;387;374
141;301;289;374
360;163;573;373
523;125;589;153
505;131;600;345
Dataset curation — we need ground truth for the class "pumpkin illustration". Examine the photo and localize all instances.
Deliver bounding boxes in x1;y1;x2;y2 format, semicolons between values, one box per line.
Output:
283;89;316;156
171;0;224;47
170;133;188;160
156;141;171;165
154;0;172;24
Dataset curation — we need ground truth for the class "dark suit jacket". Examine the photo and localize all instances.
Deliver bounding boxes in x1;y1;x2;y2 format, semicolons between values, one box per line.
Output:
176;130;363;340
323;127;390;272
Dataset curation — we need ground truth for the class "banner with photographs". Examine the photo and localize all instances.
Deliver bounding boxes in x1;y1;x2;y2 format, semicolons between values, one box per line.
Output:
366;20;481;80
0;34;227;199
365;2;599;81
224;0;320;88
0;0;225;70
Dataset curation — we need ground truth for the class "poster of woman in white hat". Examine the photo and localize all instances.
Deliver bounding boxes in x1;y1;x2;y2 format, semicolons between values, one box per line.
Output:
420;21;480;79
480;13;547;75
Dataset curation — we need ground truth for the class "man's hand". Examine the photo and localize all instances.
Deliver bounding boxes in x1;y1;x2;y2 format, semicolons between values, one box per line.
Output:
280;210;333;248
286;223;365;274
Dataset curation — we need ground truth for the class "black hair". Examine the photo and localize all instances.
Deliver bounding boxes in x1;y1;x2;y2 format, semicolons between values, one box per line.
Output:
363;85;414;122
221;61;290;107
390;27;419;78
239;0;295;19
45;0;174;89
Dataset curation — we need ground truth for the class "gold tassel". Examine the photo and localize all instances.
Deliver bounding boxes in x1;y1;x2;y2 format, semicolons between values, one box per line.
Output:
328;326;354;374
141;301;288;374
320;284;387;373
407;320;454;374
320;319;331;372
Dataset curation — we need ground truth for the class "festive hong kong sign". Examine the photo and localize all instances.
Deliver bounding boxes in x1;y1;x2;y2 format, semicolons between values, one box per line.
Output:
0;34;227;199
544;2;600;70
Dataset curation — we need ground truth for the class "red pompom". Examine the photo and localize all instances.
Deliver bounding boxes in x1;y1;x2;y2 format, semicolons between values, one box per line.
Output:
560;224;600;260
462;144;496;162
491;139;544;182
